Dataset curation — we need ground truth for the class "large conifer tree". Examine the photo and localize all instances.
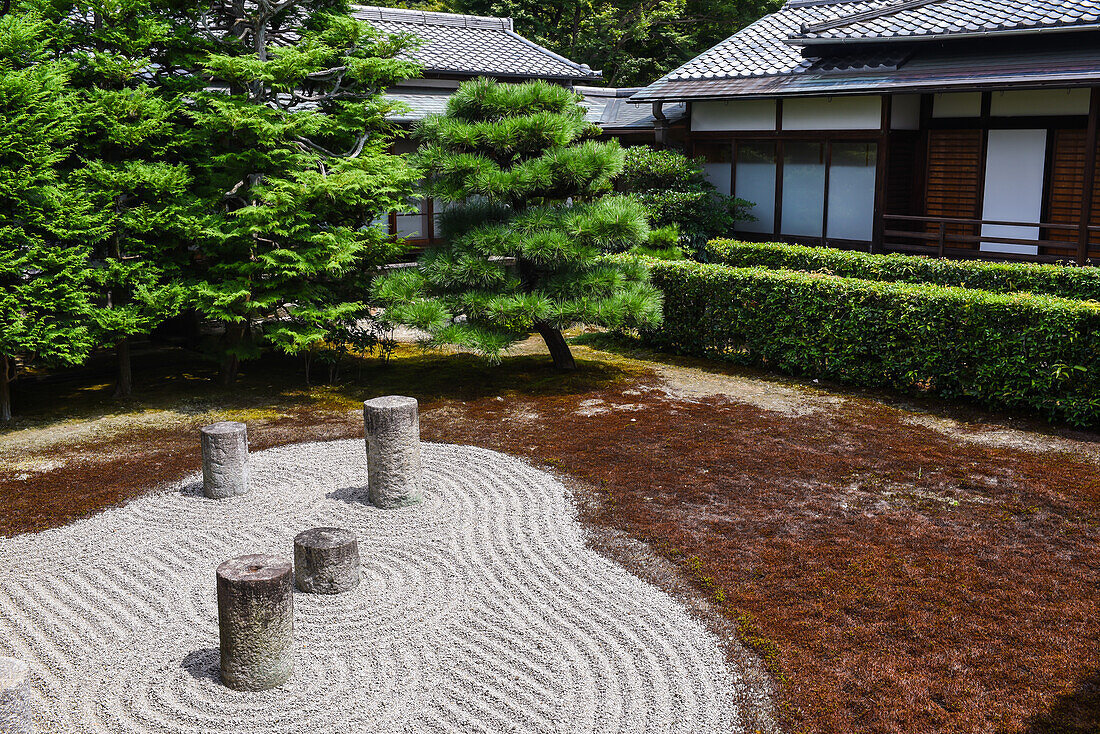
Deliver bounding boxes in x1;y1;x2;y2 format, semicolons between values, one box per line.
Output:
0;12;96;420
372;78;661;370
183;0;421;384
58;0;206;397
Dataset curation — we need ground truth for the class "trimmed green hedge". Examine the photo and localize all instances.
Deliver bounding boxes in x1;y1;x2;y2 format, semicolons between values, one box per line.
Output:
648;260;1100;426
708;240;1100;302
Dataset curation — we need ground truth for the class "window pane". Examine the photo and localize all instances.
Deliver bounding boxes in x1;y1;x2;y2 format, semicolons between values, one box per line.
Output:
826;142;877;241
395;198;426;238
394;216;421;238
432;198;447;239
734;142;776;234
695;143;732;196
781;142;825;237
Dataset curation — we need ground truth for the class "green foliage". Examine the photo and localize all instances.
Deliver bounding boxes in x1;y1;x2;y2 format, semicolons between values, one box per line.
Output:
373;78;662;368
614;146;751;245
709;240;1100;301
50;0;209;392
180;1;422;381
0;11;97;419
647;260;1100;427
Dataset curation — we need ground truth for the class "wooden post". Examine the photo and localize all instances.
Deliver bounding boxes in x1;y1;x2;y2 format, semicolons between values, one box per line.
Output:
1078;87;1099;265
872;94;891;254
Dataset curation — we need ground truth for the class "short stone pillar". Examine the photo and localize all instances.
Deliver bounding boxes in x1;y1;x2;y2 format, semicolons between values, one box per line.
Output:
363;396;423;508
201;421;249;499
294;527;360;594
216;554;294;691
0;657;30;734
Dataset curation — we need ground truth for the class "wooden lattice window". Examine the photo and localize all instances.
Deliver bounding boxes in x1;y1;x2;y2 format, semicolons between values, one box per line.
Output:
924;129;983;242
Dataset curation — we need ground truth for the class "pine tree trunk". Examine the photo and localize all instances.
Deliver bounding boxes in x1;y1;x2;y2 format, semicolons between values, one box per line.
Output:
113;338;132;398
0;355;11;422
535;322;576;372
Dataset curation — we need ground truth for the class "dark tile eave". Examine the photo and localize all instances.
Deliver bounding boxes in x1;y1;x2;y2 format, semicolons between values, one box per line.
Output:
416;67;601;81
631;70;1100;102
791;22;1100;44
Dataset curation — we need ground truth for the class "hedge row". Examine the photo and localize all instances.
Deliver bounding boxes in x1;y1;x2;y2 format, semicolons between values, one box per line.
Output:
647;260;1100;426
708;239;1100;302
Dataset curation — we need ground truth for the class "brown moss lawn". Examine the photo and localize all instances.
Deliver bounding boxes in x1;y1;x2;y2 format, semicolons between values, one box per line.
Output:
2;336;1098;734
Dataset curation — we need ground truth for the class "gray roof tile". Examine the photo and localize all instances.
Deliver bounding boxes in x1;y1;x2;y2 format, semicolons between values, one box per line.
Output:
576;86;686;129
651;0;891;83
351;5;600;80
635;0;1100;100
794;0;1100;42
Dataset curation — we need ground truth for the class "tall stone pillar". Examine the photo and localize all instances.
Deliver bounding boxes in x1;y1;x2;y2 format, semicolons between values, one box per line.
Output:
216;554;294;691
363;396;423;508
201;421;249;499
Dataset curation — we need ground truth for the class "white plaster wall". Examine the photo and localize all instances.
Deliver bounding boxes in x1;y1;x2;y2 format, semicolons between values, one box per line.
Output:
691;99;777;131
981;129;1047;256
890;94;921;130
990;88;1091;117
933;92;981;118
782;96;882;130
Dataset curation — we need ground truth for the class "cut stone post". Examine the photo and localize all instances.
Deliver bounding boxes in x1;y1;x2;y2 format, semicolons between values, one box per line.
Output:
294;527;360;594
0;657;31;734
201;421;249;499
363;396;423;508
216;554;293;691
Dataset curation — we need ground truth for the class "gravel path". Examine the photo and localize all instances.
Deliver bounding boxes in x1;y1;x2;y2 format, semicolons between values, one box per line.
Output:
0;441;746;733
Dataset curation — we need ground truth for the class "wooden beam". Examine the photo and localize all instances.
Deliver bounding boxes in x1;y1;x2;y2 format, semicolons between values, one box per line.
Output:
915;94;932;219
1078;88;1099;265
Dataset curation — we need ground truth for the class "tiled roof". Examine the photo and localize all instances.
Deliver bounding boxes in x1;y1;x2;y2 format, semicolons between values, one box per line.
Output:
386;84;684;133
634;43;1100;99
351;6;600;81
576;86;686;130
793;0;1100;43
643;1;890;83
384;88;453;122
632;0;1100;101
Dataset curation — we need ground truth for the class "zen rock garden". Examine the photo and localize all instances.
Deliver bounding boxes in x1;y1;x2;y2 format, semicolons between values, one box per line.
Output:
0;394;744;733
212;396;422;693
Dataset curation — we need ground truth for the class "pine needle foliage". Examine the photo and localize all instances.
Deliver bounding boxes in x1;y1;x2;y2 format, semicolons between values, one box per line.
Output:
373;78;662;370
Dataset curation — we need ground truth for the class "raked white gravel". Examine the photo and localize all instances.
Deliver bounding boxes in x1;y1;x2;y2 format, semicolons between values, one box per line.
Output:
0;440;747;733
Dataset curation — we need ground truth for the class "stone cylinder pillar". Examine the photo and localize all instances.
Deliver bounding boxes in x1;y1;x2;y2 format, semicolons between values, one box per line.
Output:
216;554;293;691
363;396;423;508
0;657;30;734
201;421;249;499
294;527;360;594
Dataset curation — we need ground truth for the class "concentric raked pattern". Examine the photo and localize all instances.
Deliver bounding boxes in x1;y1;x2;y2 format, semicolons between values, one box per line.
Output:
0;442;747;733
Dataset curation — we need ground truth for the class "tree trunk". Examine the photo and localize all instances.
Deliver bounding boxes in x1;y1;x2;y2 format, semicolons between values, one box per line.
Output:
113;338;132;398
219;322;243;386
0;355;11;422
535;322;576;371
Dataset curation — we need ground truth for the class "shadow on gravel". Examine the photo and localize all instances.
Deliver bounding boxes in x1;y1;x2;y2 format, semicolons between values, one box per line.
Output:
181;648;220;685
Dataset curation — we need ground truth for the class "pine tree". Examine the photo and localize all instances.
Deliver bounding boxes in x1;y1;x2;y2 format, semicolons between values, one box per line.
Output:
57;0;206;397
183;0;421;384
372;78;662;371
0;12;96;420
